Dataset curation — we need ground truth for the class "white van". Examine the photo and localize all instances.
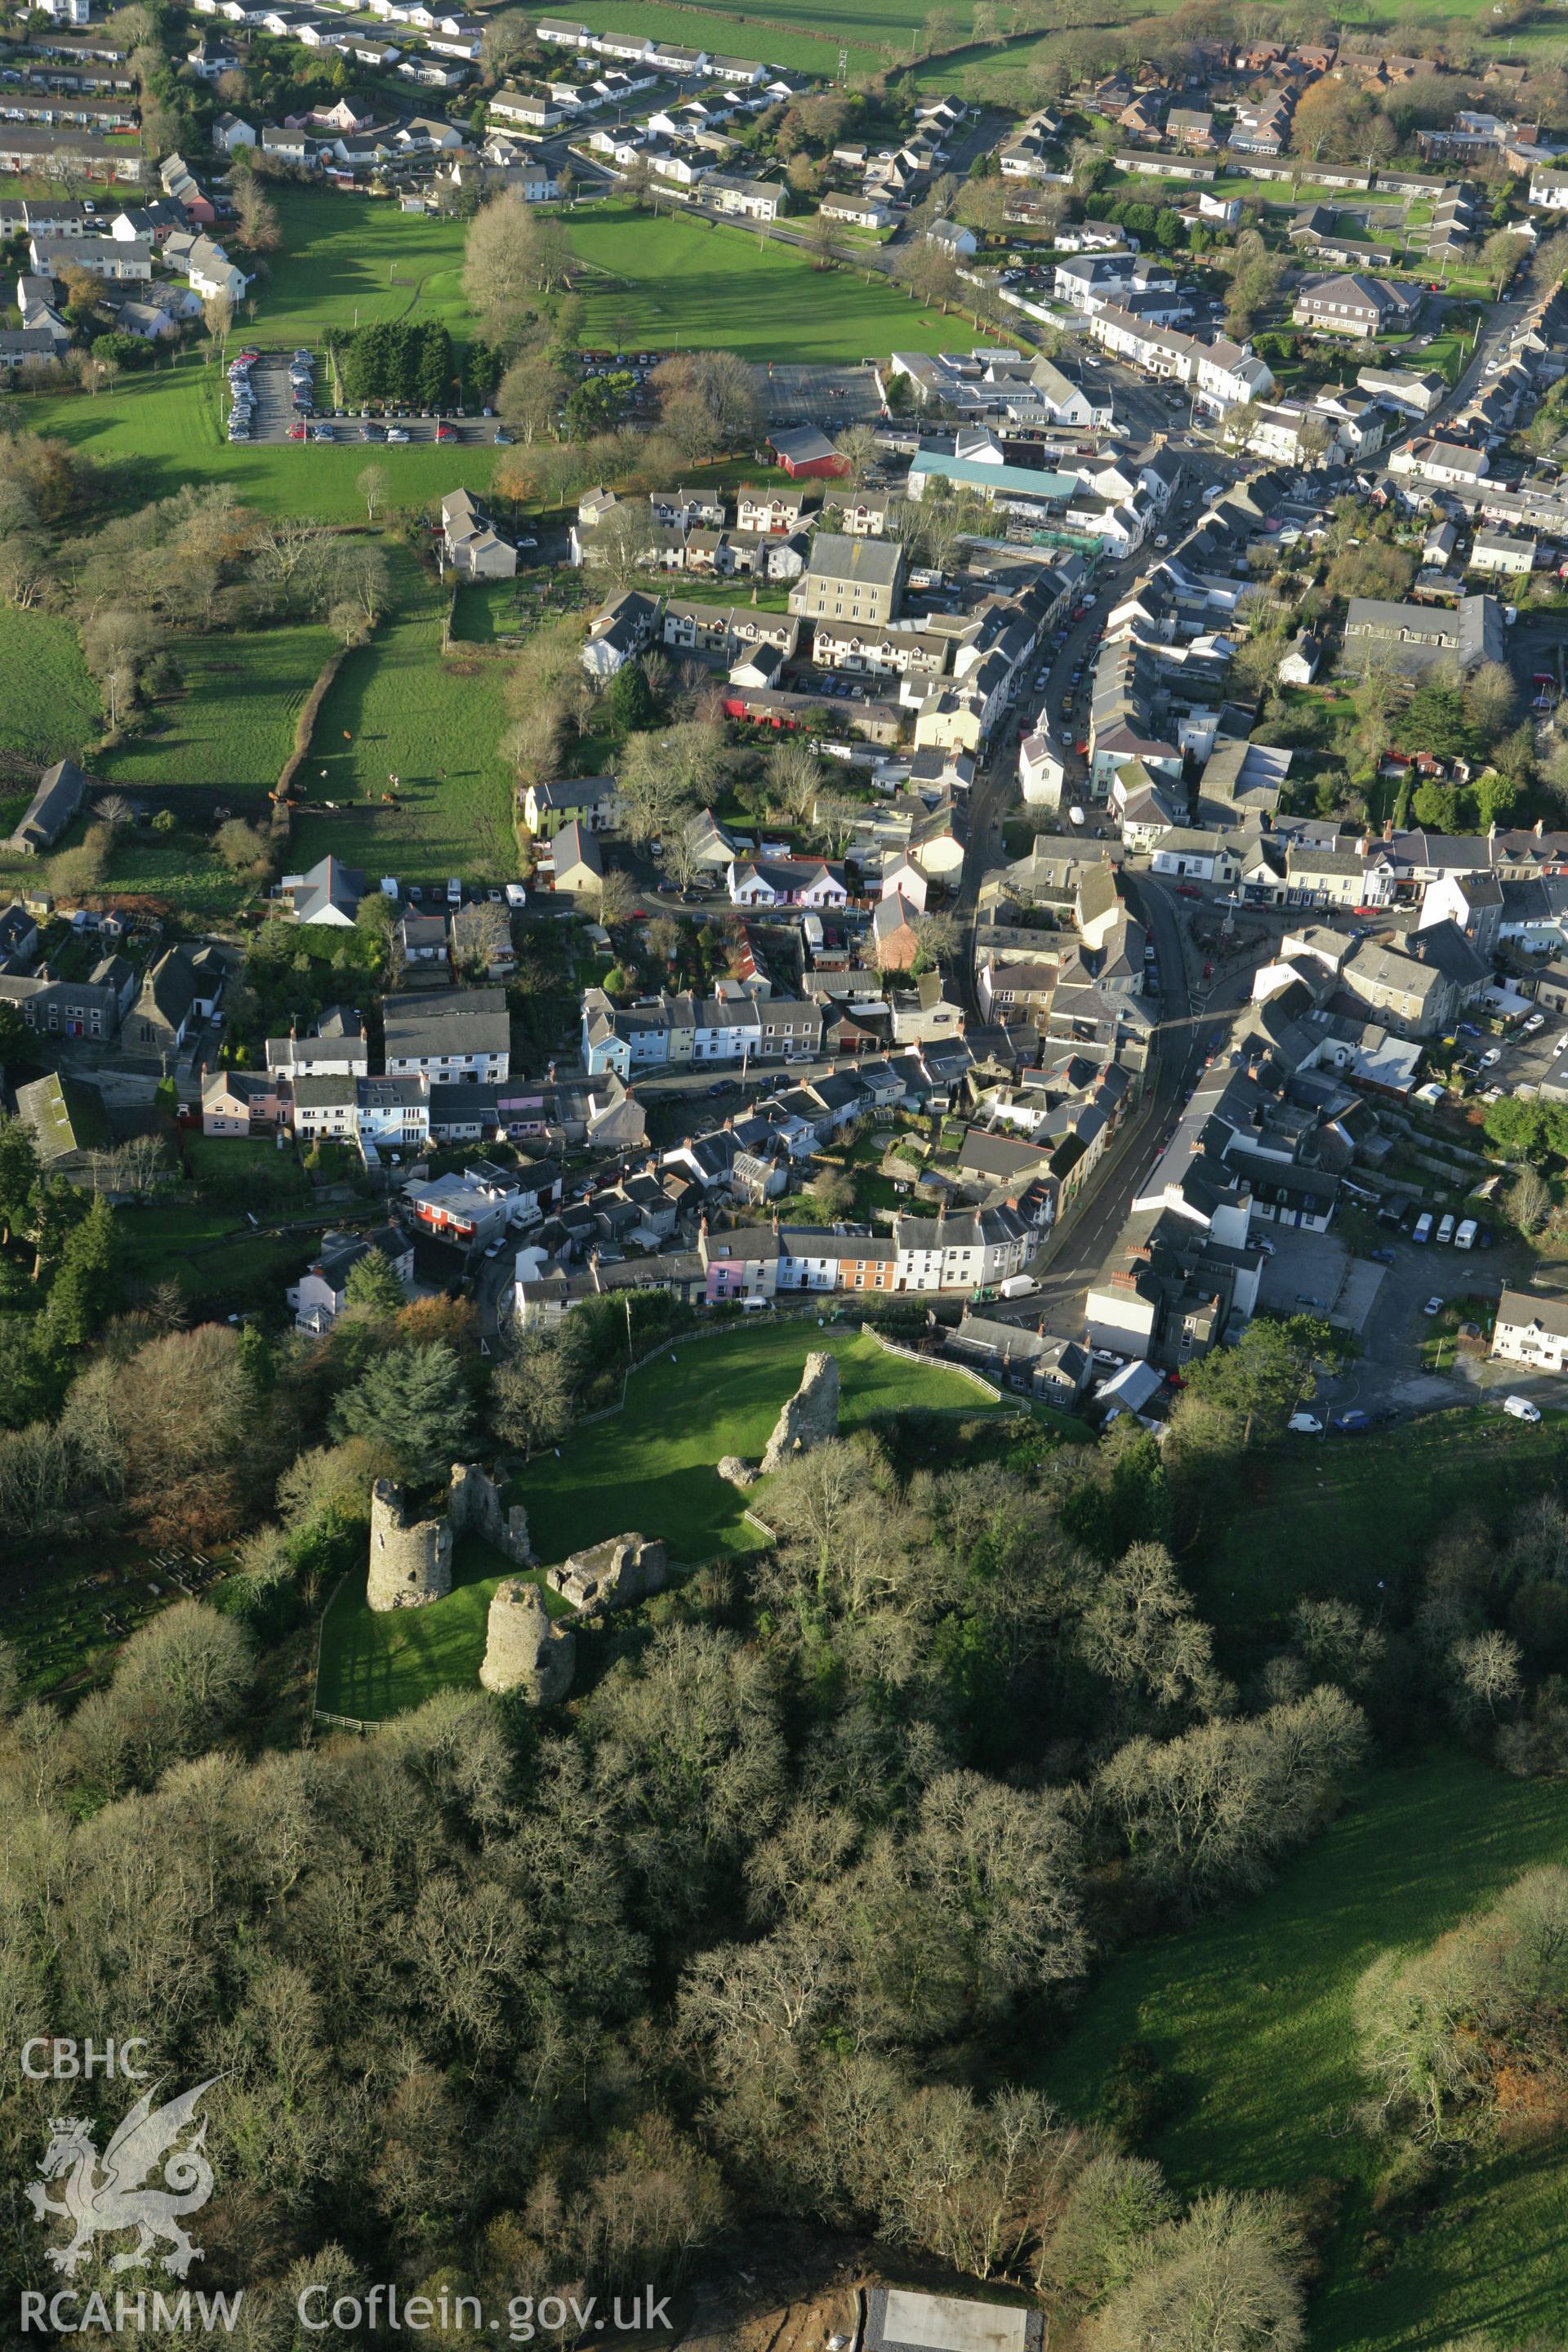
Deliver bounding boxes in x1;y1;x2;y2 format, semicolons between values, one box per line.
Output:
1412;1212;1434;1244
1454;1218;1477;1250
739;1295;773;1314
1436;1214;1455;1245
1503;1395;1542;1423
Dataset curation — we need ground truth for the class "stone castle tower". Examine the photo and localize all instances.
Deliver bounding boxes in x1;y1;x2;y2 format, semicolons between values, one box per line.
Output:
366;1464;532;1614
479;1579;575;1704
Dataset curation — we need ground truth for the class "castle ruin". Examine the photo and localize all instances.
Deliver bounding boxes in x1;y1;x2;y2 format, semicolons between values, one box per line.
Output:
479;1579;575;1704
367;1463;533;1614
760;1352;840;1473
548;1532;667;1614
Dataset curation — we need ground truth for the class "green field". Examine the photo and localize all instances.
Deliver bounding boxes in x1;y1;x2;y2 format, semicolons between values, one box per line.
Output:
288;540;514;881
100;617;336;800
568;202;983;363
1046;1755;1568;2352
573;0;880;74
17;361;499;523
246;185;472;349
0;608;98;767
316;1321;1018;1719
1203;1408;1568;1659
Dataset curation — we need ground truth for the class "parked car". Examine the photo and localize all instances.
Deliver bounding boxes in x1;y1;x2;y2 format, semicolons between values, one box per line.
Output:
1423;1295;1443;1315
1370;1246;1396;1265
1481;1046;1503;1067
1295;1292;1323;1309
1412;1212;1433;1243
1333;1410;1371;1433
1175;882;1202;900
1503;1395;1543;1423
1436;1214;1455;1245
1288;1413;1323;1434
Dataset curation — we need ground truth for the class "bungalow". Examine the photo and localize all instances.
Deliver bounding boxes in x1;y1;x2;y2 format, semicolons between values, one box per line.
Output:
727;857;849;908
926;216;978;257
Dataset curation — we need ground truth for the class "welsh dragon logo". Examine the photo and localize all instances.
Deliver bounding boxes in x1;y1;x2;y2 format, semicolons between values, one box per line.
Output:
26;2078;220;2279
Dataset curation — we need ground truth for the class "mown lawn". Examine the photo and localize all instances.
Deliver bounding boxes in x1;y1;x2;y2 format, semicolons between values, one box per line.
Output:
317;1534;575;1724
289;539;514;884
0;608;98;766
1199;1407;1568;1659
568;203;985;363
1044;1754;1568;2352
17;361;497;523
512;1321;1018;1566
248;184;472;348
576;0;873;72
316;1323;1020;1719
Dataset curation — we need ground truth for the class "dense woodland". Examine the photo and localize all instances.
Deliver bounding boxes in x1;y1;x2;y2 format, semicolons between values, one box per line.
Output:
3;1254;1568;2344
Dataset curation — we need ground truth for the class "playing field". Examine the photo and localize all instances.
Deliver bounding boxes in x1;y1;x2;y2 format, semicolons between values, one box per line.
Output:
1045;1753;1568;2351
568;202;984;363
247;185;471;348
315;1322;1018;1720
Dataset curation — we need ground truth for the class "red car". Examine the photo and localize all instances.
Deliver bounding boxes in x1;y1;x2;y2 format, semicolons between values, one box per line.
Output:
286;422;306;439
1175;882;1202;899
434;422;455;442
